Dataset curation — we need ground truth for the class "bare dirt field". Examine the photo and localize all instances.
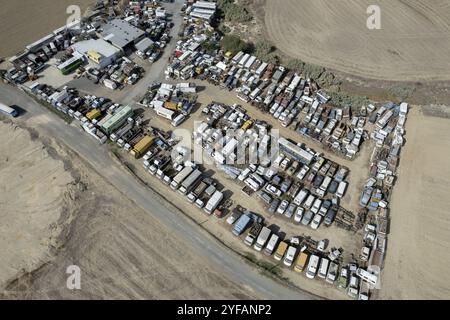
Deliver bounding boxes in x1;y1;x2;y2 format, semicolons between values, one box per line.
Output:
380;106;450;299
0;0;93;58
0;121;258;299
0;121;76;289
263;0;450;82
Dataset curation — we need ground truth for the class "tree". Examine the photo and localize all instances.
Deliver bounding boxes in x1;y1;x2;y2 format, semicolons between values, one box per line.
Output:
220;35;251;55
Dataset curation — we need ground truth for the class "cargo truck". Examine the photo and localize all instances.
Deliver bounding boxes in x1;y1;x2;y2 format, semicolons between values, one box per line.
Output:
187;180;208;203
347;275;360;299
250;224;271;251
204;191;223;214
317;176;332;197
170;165;194;190
232;214;252;236
178;169;202;195
130;135;154;159
244;223;263;246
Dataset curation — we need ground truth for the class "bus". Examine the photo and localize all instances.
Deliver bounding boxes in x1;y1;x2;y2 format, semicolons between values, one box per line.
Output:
0;102;18;117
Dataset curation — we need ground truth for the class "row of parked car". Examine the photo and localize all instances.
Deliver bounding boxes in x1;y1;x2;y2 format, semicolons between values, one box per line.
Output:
236;150;349;230
227;211;369;299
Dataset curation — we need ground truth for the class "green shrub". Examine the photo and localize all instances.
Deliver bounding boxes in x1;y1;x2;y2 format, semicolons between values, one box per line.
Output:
220;34;251;55
217;0;252;23
388;84;416;101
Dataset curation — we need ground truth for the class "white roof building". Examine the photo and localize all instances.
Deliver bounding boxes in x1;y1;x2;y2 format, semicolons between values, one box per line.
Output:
72;39;121;68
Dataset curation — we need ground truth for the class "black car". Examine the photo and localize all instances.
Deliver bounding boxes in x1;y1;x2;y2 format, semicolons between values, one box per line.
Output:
313;174;325;189
324;206;338;226
268;199;280;214
328;180;339;194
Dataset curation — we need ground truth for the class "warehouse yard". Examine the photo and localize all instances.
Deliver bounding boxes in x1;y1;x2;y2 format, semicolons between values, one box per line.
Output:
380;106;450;299
263;0;450;81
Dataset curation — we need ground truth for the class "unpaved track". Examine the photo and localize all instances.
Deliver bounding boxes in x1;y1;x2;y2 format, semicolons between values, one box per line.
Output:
264;0;450;81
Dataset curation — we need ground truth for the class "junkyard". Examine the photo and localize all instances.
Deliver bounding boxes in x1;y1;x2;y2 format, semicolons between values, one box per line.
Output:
1;0;449;301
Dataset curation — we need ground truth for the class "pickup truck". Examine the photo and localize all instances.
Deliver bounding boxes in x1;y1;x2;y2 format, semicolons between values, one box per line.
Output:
244;223;263;246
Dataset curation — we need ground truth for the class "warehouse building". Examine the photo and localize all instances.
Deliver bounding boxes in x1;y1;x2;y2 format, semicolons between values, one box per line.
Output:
72;39;122;68
102;19;145;50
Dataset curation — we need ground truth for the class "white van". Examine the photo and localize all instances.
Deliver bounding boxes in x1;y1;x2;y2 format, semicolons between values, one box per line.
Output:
317;176;332;197
238;168;251;181
336;181;348;198
318;258;330;279
304;195;316;209
283;246;297;267
254;227;271;252
326;262;339;284
293;189;309;206
306;255;320;279
311;199;322;214
263;234;279;256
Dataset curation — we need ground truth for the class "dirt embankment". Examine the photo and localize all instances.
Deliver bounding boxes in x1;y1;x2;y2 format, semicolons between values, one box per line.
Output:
0;121;258;299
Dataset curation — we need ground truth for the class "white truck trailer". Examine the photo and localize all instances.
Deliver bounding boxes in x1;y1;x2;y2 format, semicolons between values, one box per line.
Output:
204;191;223;214
178;169;202;195
170;165;194;190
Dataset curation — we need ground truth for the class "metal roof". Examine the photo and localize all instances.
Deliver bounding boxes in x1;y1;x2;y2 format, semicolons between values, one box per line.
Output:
101;19;145;48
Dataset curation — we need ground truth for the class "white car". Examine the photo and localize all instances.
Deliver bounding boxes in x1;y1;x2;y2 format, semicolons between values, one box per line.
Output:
297;166;309;180
265;184;282;197
277;200;289;215
310;214;323;230
328;249;341;261
317;239;327;252
294;207;304;223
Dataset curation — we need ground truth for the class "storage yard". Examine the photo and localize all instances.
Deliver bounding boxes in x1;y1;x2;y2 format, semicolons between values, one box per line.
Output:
1;0;449;300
